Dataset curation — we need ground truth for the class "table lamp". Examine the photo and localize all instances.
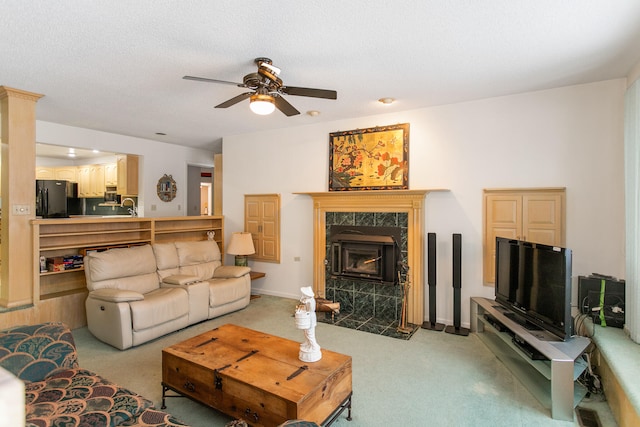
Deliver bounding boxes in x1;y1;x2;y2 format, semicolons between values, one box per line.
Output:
227;232;255;266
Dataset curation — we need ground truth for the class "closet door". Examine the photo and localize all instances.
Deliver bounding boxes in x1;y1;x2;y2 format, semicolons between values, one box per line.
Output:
483;188;565;285
245;194;281;263
484;193;522;285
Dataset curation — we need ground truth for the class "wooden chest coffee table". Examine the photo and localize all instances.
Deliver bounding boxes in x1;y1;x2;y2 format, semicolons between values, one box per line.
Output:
161;324;352;426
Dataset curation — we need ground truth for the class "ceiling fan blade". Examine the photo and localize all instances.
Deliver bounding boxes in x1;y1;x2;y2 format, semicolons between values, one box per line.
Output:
281;86;337;100
215;92;253;109
274;95;300;116
183;75;245;87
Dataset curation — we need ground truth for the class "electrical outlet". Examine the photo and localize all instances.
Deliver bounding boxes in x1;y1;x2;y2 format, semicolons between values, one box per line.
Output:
12;204;30;215
151;204;157;211
294;257;301;262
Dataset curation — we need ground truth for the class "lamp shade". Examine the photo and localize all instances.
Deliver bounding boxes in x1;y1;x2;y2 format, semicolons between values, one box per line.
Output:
227;232;256;256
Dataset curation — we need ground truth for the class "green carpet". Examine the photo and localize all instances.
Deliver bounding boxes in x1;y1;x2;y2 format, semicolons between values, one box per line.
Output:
72;295;617;427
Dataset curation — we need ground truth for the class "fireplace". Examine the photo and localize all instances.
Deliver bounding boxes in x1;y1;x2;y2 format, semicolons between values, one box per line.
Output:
296;189;444;325
329;226;401;284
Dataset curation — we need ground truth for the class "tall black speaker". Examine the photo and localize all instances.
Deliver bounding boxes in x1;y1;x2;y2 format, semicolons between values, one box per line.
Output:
445;233;469;336
422;233;445;331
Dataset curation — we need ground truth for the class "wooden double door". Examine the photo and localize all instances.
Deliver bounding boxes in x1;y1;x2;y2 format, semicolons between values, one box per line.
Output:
483;188;565;285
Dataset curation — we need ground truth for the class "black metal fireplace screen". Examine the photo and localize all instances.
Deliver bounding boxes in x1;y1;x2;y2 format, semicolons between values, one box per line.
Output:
329;226;401;284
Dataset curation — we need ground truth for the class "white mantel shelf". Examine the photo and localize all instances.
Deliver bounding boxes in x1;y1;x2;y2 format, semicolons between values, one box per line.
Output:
295;189;449;325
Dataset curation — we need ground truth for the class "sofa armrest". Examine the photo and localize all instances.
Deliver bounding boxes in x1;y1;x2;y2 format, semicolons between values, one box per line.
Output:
88;288;144;303
162;274;202;285
213;265;251;278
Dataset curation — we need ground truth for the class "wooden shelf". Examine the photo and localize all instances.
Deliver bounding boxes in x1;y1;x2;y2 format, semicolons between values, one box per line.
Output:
40;267;84;276
33;216;226;301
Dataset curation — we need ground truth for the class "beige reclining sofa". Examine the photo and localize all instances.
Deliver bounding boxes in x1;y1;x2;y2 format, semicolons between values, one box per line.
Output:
84;240;251;350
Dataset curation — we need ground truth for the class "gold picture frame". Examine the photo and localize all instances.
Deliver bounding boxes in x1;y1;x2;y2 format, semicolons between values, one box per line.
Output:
329;123;409;191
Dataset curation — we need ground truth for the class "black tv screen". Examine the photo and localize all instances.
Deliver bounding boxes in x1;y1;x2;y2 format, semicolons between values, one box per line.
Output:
495;237;572;341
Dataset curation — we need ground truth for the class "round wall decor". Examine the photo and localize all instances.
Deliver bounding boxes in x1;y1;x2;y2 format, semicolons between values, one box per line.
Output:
157;174;177;202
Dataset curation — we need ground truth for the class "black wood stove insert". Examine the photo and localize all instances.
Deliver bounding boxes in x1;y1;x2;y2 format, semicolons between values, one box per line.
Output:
329;225;401;285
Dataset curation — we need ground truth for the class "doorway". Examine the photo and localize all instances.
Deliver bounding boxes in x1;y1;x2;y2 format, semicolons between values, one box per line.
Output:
187;165;213;216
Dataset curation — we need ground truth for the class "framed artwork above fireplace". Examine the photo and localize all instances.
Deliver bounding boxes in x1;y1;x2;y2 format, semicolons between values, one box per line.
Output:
329;123;409;191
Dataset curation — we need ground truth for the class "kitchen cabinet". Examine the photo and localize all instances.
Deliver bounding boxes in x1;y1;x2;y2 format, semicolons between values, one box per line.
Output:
104;163;117;186
117;154;139;196
36;167;55;179
483;188;565;284
89;165;104;197
77;166;90;197
77;165;105;198
54;166;77;182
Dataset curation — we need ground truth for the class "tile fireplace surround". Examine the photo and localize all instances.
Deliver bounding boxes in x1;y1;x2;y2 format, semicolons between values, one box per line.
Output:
296;189;447;326
321;211;414;338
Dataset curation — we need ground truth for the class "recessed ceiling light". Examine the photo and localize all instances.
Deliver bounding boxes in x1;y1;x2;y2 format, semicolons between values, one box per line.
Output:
307;110;320;117
92;149;100;153
378;97;395;105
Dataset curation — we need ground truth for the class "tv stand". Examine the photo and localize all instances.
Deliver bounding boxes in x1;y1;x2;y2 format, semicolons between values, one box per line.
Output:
471;297;590;421
502;311;543;331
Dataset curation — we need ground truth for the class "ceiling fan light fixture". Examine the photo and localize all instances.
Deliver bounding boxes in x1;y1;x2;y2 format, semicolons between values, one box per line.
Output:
249;93;276;115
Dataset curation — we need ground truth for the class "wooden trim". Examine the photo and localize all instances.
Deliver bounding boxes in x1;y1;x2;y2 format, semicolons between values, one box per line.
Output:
596;349;640;427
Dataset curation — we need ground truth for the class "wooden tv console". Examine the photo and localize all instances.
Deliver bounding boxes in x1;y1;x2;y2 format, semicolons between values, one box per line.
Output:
470;297;591;421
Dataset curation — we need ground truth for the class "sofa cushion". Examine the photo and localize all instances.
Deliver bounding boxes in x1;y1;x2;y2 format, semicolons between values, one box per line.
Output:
153;242;180;271
209;278;249;306
175;240;221;264
129;288;189;331
86;245;159;294
25;368;154;427
213;265;251;278
0;323;78;383
179;263;218;282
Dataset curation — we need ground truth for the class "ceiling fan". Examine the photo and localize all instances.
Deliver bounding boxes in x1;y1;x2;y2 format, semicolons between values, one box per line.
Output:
183;57;337;116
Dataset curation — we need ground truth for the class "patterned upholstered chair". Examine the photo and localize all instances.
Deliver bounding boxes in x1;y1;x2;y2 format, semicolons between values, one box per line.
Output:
0;322;189;427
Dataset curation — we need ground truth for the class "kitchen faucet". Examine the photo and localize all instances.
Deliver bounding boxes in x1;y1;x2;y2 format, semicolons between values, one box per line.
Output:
121;198;137;217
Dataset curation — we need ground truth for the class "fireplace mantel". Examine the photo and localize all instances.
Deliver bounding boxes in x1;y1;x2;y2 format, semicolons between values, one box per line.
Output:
295;189;448;325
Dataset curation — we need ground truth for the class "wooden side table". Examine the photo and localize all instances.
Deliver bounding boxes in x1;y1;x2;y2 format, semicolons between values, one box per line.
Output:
249;271;266;280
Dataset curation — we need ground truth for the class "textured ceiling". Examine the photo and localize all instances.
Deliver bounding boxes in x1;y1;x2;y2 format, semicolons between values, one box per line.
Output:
3;1;640;154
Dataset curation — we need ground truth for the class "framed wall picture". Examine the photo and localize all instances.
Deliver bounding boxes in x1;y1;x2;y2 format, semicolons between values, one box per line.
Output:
329;123;409;191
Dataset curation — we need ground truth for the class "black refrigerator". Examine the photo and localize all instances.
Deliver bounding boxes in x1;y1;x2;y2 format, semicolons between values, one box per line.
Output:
36;179;73;218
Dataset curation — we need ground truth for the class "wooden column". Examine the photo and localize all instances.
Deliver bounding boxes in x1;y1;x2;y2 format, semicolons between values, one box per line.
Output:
213;154;223;216
0;86;43;308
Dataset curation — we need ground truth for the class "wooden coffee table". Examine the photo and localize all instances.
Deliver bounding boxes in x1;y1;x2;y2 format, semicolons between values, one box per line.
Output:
161;324;352;426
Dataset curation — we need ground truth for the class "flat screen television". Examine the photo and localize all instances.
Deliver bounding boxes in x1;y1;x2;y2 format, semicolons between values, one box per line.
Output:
494;237;573;341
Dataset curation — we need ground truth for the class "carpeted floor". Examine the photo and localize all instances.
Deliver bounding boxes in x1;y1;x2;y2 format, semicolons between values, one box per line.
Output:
73;295;617;427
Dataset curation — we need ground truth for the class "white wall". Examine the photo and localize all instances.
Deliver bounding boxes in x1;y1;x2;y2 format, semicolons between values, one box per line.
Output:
35;121;215;217
223;79;627;327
